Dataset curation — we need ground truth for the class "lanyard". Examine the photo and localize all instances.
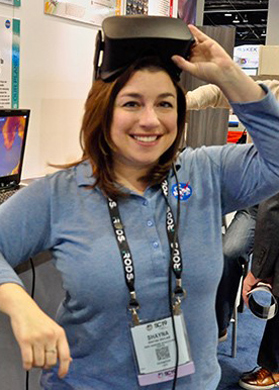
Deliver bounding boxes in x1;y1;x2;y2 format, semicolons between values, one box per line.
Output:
107;180;186;324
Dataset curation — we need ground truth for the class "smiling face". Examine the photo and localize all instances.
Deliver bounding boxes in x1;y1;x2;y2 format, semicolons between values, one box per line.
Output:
110;69;178;177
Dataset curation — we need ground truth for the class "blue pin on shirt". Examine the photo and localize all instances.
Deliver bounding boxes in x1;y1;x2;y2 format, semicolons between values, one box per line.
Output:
172;182;192;201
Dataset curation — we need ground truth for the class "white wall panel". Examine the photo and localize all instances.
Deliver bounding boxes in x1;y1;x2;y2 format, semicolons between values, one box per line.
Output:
0;1;99;178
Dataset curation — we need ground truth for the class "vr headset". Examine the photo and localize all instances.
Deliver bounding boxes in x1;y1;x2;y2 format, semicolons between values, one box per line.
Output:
94;15;195;82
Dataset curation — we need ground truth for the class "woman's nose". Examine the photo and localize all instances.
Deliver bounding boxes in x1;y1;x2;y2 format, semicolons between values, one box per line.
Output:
139;107;160;128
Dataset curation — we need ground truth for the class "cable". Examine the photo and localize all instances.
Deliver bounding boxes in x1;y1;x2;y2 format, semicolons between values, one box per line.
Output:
204;14;218;26
168;164;181;390
25;371;29;390
29;258;36;299
168;262;179;390
25;258;36;390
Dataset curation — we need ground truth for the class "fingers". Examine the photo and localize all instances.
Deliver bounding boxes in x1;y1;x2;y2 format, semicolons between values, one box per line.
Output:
33;343;47;367
172;55;195;73
44;347;58;369
21;344;33;371
57;332;72;378
188;24;209;43
242;290;249;307
242;281;251;306
242;271;258;306
172;54;207;81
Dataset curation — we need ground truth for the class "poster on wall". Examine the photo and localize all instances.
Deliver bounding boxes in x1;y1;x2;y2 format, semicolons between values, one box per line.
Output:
44;0;119;27
178;0;196;24
233;45;259;76
148;0;178;18
124;0;177;17
44;0;179;25
0;16;20;108
0;0;21;6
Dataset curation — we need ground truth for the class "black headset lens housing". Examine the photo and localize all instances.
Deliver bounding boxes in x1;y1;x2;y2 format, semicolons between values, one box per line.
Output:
94;15;195;82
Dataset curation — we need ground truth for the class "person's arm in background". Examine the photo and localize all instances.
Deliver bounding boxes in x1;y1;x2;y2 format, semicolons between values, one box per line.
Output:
186;79;279;111
242;193;279;305
185;78;279;143
186;83;230;110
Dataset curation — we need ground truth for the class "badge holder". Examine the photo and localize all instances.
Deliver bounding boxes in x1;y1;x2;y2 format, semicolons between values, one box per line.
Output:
129;291;195;386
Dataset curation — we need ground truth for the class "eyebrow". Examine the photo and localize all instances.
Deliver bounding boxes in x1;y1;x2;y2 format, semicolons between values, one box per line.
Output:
119;92;176;99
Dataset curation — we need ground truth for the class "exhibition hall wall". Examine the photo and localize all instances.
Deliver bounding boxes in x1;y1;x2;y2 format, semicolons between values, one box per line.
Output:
0;0;99;179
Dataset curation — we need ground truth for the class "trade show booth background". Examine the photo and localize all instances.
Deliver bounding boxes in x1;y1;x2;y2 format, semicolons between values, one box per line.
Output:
1;1;279;389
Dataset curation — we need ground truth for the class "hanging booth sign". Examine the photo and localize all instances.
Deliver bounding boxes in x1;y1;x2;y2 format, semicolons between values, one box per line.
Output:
44;0;119;27
0;0;20;5
148;0;178;17
44;0;178;26
0;16;20;108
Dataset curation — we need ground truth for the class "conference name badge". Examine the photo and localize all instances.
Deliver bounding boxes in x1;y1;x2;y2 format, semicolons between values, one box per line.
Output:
130;313;195;386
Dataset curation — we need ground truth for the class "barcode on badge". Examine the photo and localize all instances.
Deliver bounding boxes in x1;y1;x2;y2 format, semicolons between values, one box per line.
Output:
155;346;171;361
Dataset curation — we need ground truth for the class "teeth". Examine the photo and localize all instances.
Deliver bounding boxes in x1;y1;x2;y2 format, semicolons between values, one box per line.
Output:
133;135;158;142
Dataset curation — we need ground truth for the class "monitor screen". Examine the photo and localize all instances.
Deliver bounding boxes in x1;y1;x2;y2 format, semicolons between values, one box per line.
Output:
0;113;29;178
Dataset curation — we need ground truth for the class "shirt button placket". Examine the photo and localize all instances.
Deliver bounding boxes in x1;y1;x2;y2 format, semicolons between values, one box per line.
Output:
142;199;160;260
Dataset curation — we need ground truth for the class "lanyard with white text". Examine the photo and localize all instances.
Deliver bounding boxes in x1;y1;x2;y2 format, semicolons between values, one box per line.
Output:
107;180;186;324
107;197;140;324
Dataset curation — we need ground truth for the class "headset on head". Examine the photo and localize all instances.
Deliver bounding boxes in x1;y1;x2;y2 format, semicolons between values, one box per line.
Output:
93;15;195;82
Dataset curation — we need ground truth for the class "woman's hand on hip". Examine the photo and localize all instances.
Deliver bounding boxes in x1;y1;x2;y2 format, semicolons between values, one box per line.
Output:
0;283;72;378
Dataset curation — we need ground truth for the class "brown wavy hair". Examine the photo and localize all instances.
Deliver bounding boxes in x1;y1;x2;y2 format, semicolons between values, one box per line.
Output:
71;57;186;198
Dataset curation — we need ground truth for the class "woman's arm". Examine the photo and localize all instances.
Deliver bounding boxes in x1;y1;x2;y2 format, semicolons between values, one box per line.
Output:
0;178;72;376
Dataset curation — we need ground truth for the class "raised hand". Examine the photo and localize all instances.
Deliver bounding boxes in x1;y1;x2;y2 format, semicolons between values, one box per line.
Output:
173;25;265;103
172;25;234;86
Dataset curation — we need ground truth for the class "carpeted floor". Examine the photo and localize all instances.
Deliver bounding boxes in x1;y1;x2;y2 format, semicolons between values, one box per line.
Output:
217;307;267;389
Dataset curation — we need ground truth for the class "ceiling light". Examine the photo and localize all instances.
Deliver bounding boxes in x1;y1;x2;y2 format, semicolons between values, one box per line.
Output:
224;13;232;17
233;16;240;24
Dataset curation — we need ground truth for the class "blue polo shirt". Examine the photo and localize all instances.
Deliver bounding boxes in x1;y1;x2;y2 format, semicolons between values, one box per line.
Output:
1;86;279;389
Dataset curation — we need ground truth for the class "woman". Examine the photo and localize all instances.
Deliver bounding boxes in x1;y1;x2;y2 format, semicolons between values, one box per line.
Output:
0;24;279;389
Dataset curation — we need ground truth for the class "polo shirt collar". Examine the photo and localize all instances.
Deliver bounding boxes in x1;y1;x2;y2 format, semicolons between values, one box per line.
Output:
75;158;182;188
76;160;96;187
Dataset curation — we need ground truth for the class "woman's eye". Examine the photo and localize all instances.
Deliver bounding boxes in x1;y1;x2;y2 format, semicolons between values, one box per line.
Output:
159;101;173;108
123;101;140;108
